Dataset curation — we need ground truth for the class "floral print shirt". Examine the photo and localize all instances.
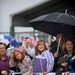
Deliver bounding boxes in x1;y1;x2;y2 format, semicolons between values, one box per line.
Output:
18;55;33;75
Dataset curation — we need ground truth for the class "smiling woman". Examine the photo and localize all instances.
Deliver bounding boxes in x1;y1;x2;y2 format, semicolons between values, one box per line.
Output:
62;39;75;72
62;39;75;56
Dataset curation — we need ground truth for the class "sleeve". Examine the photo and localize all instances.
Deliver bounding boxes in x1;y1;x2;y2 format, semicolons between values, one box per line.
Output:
6;43;10;49
44;50;54;72
23;56;33;75
25;46;35;57
0;71;1;75
67;58;74;72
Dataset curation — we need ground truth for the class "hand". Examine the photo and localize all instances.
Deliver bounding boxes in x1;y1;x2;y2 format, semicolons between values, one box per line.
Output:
72;55;75;60
65;71;70;75
63;54;67;58
10;38;14;44
54;52;58;58
43;71;48;75
1;70;8;75
29;42;34;48
9;70;15;73
25;42;34;49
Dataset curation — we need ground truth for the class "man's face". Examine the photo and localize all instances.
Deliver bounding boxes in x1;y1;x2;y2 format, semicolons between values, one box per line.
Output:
56;33;65;46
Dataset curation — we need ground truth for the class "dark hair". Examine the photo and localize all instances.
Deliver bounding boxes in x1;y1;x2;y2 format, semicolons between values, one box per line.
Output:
19;42;22;46
62;39;75;54
55;31;66;38
0;42;6;49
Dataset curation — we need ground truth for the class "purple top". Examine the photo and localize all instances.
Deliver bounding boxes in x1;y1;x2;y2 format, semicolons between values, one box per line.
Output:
33;57;47;73
0;55;10;73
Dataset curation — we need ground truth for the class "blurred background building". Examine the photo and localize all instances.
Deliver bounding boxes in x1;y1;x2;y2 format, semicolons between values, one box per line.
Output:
0;0;75;42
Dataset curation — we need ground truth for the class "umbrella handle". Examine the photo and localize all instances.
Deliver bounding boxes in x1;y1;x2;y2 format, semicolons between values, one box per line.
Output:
57;36;61;52
65;9;68;14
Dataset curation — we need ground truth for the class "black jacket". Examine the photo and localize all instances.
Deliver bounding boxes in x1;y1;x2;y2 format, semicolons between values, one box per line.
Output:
56;65;69;75
50;41;64;72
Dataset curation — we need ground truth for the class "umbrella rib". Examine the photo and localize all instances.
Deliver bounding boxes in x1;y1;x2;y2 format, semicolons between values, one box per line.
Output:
71;15;75;21
54;13;63;22
35;21;45;30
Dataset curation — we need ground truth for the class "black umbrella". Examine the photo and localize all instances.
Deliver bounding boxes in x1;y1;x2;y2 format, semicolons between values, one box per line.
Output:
29;11;75;39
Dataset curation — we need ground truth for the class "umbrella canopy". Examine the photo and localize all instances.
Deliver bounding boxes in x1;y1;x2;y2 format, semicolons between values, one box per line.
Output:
0;35;19;46
29;12;75;39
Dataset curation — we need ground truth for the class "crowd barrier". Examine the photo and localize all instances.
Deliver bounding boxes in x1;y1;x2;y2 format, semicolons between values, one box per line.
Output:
10;72;75;75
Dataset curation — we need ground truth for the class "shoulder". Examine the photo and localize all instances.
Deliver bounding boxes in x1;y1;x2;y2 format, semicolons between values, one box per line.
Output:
24;55;32;61
44;50;52;53
25;55;31;59
51;41;58;47
43;50;53;56
6;55;10;60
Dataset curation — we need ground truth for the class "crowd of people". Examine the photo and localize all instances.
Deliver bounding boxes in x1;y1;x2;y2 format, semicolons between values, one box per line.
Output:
0;32;75;75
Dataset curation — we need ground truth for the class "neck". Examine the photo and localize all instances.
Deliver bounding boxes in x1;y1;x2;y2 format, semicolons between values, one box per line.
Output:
20;54;25;62
0;55;5;60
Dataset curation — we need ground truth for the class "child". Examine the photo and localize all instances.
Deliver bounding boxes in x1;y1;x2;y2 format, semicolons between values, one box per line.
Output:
56;57;70;75
25;40;54;75
10;46;33;75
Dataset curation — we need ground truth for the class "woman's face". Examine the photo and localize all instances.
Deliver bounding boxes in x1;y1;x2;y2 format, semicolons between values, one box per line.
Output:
65;40;73;53
38;42;45;51
14;51;22;60
0;44;6;56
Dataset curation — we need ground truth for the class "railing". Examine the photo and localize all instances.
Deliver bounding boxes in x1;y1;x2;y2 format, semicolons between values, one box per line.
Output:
0;31;51;43
9;72;75;75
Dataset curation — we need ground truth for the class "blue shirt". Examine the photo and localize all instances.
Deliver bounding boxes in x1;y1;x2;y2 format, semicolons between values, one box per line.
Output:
67;59;74;72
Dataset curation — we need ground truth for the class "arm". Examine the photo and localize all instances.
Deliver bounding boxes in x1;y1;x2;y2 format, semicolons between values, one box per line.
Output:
6;39;14;49
68;55;75;64
23;41;35;57
44;50;54;72
0;70;8;75
67;55;75;72
25;56;33;75
6;43;10;49
20;56;33;75
25;46;35;57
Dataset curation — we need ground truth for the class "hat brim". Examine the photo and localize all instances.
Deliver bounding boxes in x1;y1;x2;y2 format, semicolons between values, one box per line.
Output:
57;57;68;64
